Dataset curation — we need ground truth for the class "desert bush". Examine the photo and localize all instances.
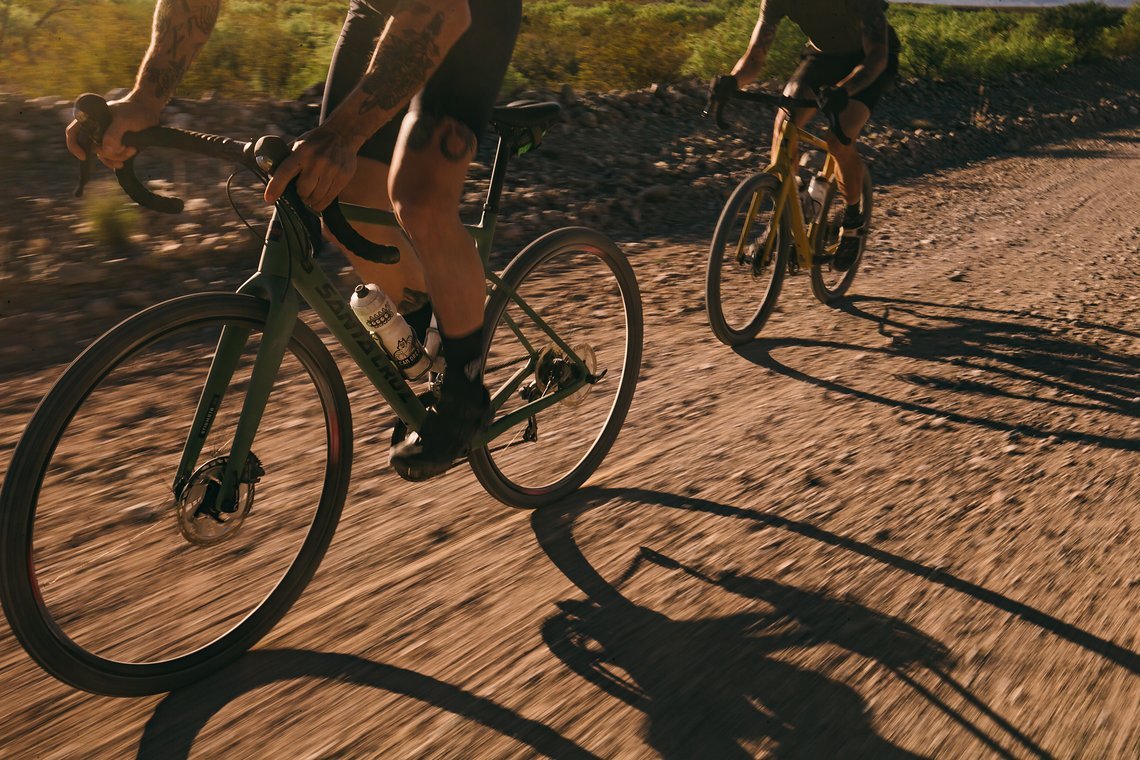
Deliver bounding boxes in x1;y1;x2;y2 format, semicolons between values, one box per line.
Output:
683;2;807;80
83;181;140;249
892;6;1077;79
1;0;1136;99
1102;2;1140;56
1037;1;1126;61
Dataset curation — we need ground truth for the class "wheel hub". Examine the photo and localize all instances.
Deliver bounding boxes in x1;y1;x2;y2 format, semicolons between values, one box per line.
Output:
535;343;598;408
174;453;264;546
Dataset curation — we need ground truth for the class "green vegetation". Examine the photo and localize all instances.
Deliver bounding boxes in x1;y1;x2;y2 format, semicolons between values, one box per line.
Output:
82;180;140;248
0;0;1137;99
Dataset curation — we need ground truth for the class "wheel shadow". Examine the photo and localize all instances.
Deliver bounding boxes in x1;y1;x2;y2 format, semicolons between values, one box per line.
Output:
533;492;1055;759
739;295;1140;451
136;649;596;759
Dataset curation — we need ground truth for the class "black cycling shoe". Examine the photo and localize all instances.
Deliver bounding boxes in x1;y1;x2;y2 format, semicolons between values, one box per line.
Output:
834;208;866;272
389;379;492;482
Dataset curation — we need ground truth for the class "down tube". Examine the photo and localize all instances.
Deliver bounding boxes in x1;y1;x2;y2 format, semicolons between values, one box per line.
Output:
290;259;428;429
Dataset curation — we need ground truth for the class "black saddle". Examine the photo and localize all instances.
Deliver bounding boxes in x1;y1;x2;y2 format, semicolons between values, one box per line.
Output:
489;101;562;132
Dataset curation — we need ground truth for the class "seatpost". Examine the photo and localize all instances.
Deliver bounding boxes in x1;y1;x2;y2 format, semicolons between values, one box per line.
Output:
482;132;513;222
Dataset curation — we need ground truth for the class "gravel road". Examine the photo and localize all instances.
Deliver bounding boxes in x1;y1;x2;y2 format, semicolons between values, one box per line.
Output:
0;123;1137;759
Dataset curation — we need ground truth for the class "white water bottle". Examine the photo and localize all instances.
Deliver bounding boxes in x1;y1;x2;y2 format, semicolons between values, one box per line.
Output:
349;284;432;380
807;173;830;220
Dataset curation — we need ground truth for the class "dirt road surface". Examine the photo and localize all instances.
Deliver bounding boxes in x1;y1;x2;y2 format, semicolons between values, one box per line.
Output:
1;126;1138;759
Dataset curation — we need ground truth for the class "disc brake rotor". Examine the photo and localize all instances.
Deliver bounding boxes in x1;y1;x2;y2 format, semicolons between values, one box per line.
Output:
174;454;263;546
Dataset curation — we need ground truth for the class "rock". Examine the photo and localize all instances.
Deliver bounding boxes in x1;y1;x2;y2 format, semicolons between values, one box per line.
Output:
86;297;117;318
118;290;154;308
53;262;105;287
639;185;671;203
948;270;966;282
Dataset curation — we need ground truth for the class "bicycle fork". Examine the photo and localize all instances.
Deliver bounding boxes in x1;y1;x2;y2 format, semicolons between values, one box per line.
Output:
170;284;297;512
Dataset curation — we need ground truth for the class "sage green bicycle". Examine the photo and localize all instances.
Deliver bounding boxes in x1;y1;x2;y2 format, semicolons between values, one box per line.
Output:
0;94;642;696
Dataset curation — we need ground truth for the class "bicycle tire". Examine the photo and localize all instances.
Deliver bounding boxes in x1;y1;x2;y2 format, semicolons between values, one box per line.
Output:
469;227;643;508
810;169;873;304
0;293;353;696
706;172;790;346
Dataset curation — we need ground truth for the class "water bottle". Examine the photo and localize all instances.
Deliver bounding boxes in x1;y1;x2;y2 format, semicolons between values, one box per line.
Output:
797;175;815;221
349;283;432;380
807;173;830;221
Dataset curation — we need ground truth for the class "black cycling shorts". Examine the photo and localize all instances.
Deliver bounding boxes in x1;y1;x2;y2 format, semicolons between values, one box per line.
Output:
788;27;901;111
322;0;522;164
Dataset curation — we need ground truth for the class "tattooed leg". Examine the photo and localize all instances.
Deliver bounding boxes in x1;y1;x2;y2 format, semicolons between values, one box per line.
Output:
405;113;477;163
329;157;429;308
389;113;481;337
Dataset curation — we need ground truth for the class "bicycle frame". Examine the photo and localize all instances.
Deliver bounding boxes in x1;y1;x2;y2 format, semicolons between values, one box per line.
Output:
736;115;840;272
173;130;593;500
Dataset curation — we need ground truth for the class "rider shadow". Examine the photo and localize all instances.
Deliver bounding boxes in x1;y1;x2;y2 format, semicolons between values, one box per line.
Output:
740;295;1140;451
537;489;1092;758
135;649;596;760
532;501;1032;759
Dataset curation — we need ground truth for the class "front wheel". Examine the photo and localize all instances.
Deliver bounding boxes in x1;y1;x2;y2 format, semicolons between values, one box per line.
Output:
706;172;790;346
470;227;643;508
0;293;353;696
810;169;873;303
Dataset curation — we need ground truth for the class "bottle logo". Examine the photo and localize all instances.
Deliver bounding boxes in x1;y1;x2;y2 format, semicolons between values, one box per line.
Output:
366;303;394;329
393;334;424;369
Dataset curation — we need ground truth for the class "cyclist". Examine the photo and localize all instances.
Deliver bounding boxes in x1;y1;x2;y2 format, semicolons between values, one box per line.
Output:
65;0;521;481
711;0;900;271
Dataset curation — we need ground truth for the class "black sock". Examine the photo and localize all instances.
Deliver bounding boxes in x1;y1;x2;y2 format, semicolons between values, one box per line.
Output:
403;302;433;344
441;328;484;387
843;203;863;225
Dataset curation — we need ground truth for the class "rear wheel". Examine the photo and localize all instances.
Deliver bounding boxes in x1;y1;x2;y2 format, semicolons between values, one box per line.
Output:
0;293;352;696
706;172;790;346
810;169;873;303
470;227;643;508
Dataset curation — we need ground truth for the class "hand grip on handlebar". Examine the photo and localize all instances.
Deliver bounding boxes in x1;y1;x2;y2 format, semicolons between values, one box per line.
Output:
71;93;182;211
825;110;852;146
322;201;400;264
253;135;400;264
706;89;852;145
73;93;112;197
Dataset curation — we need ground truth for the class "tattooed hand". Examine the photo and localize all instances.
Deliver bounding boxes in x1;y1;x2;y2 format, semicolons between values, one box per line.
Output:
65;97;162;170
264;124;359;211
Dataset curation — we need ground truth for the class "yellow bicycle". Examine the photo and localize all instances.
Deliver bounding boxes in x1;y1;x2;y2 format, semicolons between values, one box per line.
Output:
704;90;872;345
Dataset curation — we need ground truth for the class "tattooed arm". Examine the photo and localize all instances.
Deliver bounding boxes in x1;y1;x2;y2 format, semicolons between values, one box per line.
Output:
65;0;220;167
837;0;890;95
730;0;782;87
265;0;472;209
135;0;221;109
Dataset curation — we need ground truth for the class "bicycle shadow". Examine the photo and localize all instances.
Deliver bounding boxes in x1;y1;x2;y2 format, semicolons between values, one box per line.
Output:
739;295;1140;451
135;648;596;760
532;494;1052;759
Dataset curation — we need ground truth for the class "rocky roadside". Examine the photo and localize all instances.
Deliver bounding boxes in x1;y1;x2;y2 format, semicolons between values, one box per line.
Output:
1;57;1138;373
